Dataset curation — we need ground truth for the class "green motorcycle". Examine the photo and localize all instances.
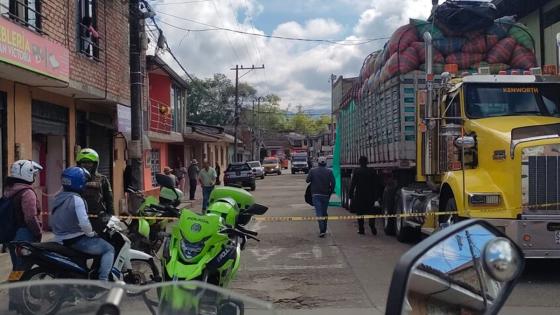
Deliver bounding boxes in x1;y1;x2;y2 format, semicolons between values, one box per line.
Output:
126;174;183;255
159;177;268;286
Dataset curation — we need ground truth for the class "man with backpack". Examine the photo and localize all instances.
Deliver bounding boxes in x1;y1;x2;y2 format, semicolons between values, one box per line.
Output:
1;160;43;271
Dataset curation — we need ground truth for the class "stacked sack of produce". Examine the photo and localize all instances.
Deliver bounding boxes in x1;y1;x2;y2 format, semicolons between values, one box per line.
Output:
359;16;538;96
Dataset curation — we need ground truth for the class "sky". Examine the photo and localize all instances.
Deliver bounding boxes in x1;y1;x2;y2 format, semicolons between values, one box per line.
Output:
150;0;433;113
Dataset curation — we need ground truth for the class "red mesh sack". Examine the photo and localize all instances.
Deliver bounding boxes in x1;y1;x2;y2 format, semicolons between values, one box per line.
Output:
510;44;537;69
411;41;445;64
388;24;419;55
462;36;487;54
486;37;516;64
485;35;499;51
398;46;420;74
446;53;485;69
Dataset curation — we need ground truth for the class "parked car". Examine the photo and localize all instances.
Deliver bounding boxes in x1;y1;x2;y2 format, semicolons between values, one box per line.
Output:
248;161;265;179
224;162;256;191
262;157;282;175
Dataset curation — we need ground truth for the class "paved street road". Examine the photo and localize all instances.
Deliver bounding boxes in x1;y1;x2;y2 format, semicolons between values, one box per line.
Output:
1;171;560;314
231;171;560;315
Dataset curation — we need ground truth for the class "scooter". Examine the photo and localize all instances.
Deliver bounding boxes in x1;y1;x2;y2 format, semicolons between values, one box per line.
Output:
8;215;161;285
157;175;268;286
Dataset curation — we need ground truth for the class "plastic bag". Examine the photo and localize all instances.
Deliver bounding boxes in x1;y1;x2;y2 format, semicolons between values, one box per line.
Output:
486;16;515;39
508;23;534;50
410;19;444;40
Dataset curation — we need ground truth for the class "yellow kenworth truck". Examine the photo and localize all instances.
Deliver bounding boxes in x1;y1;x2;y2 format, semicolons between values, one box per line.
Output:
337;26;560;258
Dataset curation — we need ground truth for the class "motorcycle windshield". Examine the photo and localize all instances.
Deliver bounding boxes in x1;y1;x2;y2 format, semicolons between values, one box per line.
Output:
0;279;275;315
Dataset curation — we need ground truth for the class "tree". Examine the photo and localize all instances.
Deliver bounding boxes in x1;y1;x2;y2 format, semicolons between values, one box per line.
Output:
285;113;331;136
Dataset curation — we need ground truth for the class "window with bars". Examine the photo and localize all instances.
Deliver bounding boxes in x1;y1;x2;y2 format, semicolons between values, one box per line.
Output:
77;0;100;60
0;0;42;32
150;149;161;187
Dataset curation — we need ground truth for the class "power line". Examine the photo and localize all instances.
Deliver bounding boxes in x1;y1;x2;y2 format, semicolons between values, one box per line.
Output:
155;11;389;45
210;0;242;62
152;0;212;5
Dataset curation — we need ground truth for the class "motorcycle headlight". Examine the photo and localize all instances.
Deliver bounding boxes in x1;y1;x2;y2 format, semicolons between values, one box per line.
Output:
180;239;205;260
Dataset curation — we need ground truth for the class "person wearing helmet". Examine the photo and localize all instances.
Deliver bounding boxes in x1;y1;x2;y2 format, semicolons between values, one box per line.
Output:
49;167;115;281
76;148;114;233
3;160;43;270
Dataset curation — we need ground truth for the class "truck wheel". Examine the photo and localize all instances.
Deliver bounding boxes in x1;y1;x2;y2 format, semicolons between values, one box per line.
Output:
291;170;295;175
250;184;256;191
395;190;419;243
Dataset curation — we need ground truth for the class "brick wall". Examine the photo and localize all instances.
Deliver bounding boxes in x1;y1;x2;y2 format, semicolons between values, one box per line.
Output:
43;0;130;100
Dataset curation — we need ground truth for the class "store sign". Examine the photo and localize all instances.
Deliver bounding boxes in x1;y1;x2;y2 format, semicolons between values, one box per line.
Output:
0;17;69;82
116;104;131;133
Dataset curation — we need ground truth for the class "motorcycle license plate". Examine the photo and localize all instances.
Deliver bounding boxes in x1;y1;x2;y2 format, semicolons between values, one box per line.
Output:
8;271;23;281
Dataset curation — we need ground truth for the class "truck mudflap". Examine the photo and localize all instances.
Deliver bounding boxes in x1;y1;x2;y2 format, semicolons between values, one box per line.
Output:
485;218;560;259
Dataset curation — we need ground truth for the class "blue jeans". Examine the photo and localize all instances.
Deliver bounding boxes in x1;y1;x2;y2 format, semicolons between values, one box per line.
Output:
312;195;330;233
70;236;115;281
202;186;214;212
9;228;36;271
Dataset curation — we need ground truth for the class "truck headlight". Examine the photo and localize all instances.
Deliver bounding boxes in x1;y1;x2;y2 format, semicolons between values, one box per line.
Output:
469;193;500;206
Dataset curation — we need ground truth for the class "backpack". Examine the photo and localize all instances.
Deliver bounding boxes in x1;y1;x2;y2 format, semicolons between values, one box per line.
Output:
0;188;32;243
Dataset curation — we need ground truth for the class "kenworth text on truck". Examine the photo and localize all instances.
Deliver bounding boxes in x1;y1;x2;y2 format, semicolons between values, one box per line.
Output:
336;8;560;258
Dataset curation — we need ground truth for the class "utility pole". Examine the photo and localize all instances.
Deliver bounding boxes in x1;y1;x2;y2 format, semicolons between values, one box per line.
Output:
129;0;144;189
231;64;265;162
253;96;265;161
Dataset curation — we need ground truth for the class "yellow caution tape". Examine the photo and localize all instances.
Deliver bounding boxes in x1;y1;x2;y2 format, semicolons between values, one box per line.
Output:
78;211;459;222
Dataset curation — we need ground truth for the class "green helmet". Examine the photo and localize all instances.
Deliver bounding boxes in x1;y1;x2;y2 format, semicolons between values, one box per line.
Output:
76;148;99;163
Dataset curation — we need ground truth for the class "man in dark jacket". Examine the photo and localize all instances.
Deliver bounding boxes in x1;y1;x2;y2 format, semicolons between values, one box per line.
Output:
306;156;335;238
187;159;200;200
76;148;113;233
350;156;384;235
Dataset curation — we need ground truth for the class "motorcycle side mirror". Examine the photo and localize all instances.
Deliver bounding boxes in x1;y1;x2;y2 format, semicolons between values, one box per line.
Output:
156;174;175;190
245;203;268;215
386;219;524;315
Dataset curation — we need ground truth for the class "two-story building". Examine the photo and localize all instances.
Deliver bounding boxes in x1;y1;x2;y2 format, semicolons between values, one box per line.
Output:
0;1;130;219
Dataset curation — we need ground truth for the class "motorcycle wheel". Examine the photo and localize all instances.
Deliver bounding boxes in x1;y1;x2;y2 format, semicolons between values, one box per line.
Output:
126;259;159;285
18;268;62;315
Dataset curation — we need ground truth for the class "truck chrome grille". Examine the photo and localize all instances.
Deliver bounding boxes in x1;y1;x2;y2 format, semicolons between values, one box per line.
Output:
522;145;560;213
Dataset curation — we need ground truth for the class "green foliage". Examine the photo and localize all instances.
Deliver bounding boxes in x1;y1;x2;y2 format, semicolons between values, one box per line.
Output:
187;73;330;137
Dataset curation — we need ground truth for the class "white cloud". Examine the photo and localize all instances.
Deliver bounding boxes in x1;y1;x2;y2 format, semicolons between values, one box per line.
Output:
156;0;433;111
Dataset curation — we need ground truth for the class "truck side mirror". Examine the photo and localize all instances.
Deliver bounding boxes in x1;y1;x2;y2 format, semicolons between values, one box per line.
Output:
386;219;524;315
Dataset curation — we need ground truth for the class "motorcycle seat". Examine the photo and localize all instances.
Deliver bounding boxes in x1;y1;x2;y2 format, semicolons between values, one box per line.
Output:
30;242;99;259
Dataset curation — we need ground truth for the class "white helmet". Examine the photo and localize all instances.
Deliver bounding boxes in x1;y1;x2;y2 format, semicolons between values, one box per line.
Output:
10;160;43;183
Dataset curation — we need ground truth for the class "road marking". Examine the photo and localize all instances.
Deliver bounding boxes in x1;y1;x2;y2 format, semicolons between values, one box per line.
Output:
249;264;345;271
290;203;312;208
250;247;283;262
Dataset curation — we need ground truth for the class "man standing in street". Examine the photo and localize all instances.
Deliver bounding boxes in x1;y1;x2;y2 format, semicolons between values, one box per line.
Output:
187;159;200;200
350;156;384;235
198;160;217;212
306;156;335;238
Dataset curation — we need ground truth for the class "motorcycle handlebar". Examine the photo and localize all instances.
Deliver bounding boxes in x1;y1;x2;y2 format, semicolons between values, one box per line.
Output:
236;225;258;237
